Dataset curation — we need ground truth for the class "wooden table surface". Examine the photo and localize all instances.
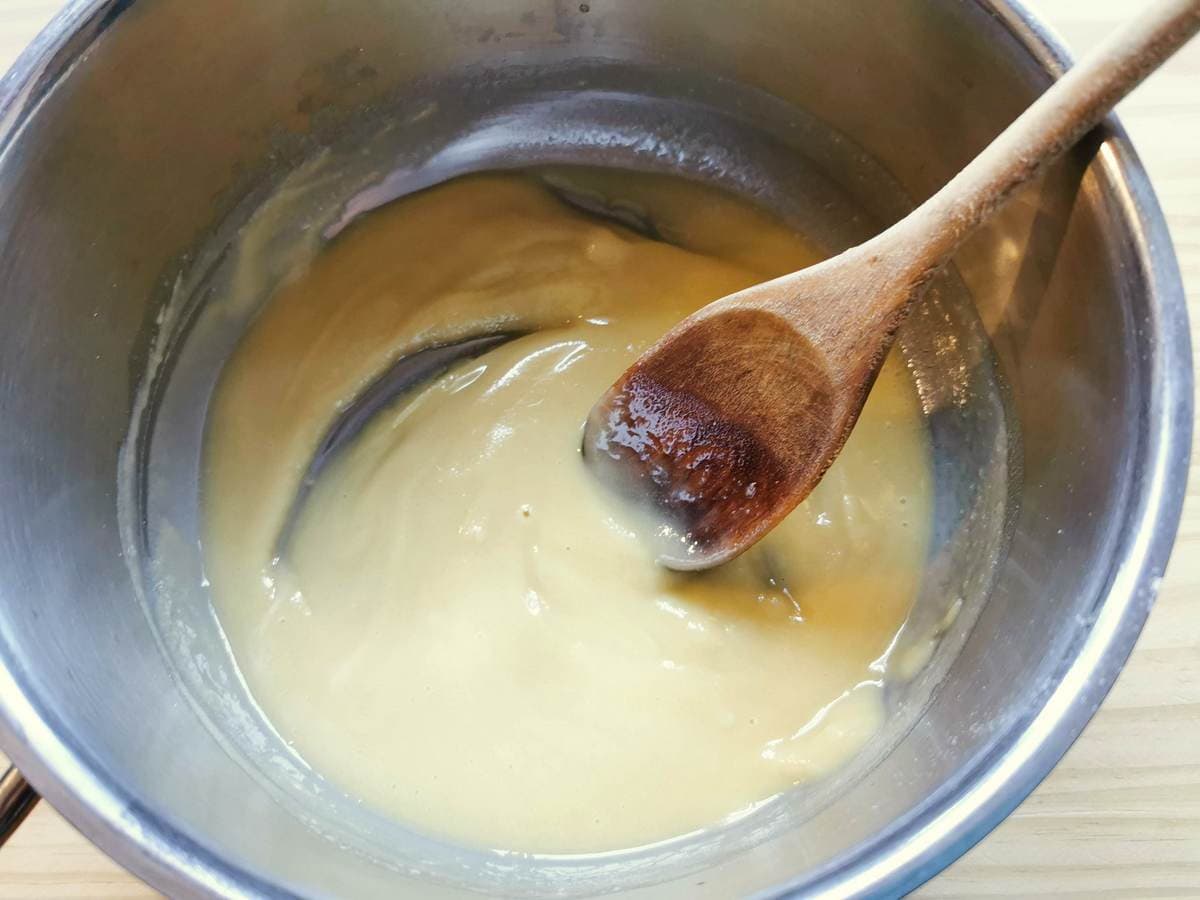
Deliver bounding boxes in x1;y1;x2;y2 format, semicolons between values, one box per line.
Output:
0;1;1196;897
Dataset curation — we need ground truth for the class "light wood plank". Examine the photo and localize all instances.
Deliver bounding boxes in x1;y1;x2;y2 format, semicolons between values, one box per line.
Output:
0;1;1195;897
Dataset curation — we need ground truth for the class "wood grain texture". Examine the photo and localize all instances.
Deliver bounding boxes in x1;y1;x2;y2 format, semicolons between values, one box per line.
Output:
0;1;1195;897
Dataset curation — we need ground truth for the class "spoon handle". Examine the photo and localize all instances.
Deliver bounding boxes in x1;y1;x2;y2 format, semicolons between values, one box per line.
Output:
891;0;1200;279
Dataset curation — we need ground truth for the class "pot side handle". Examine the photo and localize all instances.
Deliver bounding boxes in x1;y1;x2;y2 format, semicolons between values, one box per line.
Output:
0;765;39;845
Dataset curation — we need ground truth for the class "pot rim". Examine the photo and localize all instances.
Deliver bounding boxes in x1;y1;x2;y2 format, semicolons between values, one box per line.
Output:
0;2;1190;898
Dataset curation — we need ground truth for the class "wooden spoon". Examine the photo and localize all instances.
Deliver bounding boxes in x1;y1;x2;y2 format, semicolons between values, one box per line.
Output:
583;0;1200;571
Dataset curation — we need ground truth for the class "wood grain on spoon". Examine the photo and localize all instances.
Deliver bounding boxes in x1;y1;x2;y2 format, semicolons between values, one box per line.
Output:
584;0;1200;570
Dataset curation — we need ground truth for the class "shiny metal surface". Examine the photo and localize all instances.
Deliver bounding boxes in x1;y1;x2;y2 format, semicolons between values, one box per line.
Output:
0;1;1190;898
0;766;38;844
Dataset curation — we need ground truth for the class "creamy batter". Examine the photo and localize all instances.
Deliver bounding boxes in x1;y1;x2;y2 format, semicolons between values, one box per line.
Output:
203;171;932;854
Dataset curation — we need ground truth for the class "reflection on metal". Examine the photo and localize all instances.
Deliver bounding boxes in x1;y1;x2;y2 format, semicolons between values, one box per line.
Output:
0;766;38;845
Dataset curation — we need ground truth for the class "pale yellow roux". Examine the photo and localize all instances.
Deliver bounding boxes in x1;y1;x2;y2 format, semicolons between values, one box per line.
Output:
203;171;932;854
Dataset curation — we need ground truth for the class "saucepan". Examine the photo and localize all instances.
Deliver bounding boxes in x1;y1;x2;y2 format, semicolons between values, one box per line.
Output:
0;0;1190;896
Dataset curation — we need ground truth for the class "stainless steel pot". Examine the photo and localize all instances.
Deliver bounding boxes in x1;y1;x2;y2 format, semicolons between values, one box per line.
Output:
0;1;1191;897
